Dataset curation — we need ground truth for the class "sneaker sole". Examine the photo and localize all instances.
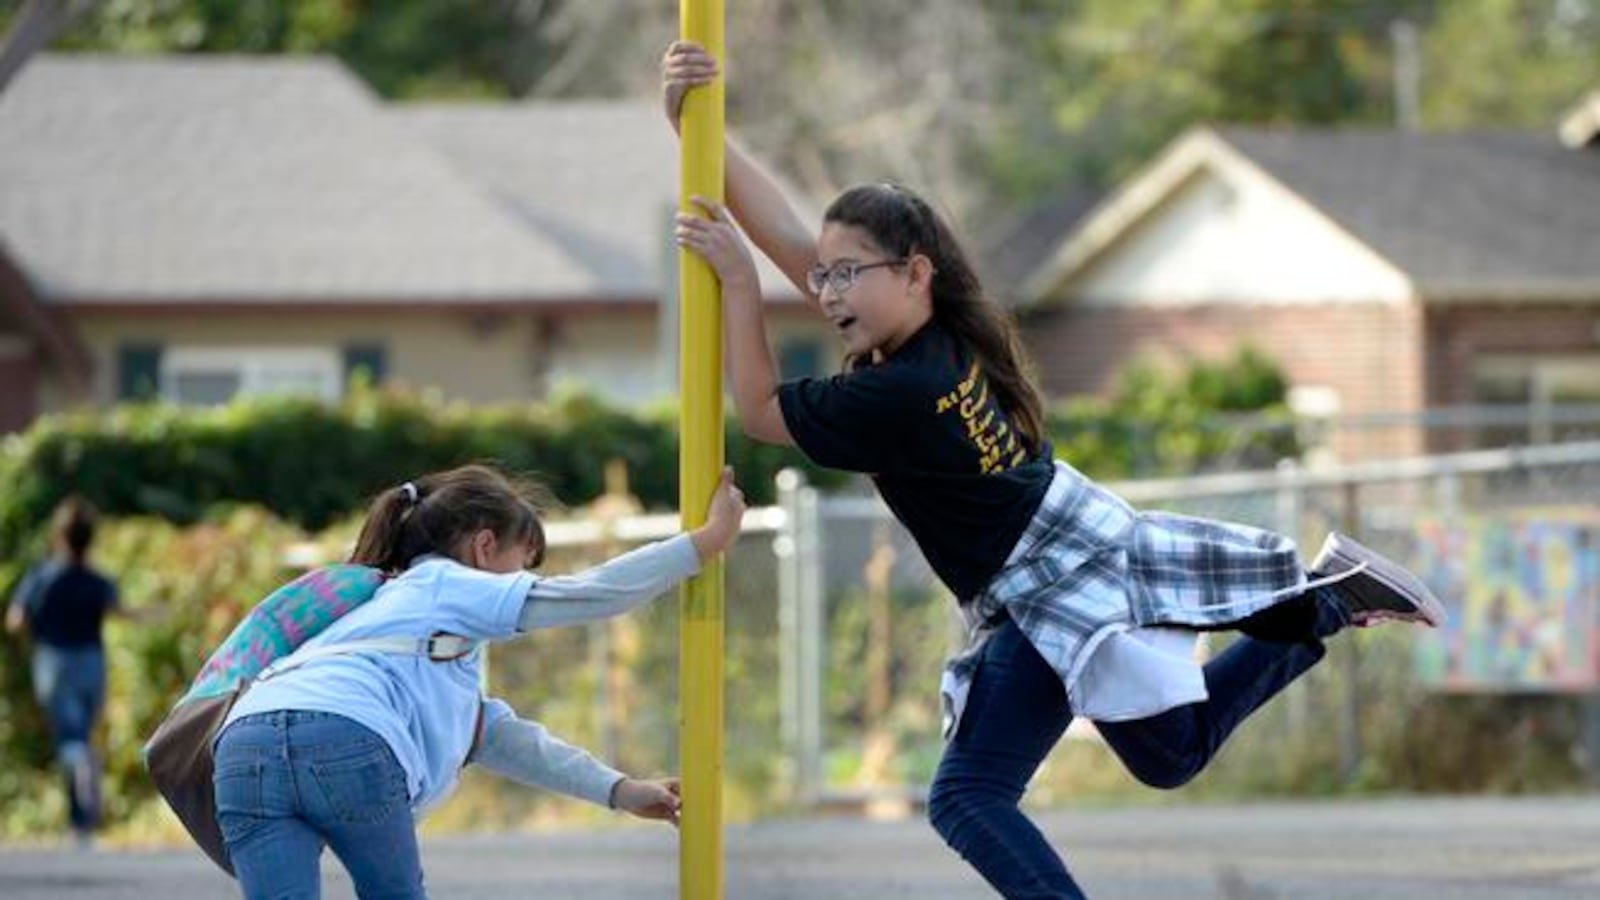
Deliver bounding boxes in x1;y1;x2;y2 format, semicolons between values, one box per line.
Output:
1325;534;1447;628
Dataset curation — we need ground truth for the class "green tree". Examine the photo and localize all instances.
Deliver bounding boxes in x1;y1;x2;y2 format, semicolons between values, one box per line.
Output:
4;0;672;100
1421;0;1600;129
986;0;1436;194
48;0;352;55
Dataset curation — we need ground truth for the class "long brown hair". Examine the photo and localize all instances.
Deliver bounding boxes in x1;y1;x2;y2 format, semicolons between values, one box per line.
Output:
824;183;1047;454
349;464;552;574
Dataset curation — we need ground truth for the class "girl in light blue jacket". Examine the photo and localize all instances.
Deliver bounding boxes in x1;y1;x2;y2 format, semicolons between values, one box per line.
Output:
213;463;745;899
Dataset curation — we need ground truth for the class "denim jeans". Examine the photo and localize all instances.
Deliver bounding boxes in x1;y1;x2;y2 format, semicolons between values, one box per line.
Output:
928;588;1345;899
214;710;424;900
31;643;106;832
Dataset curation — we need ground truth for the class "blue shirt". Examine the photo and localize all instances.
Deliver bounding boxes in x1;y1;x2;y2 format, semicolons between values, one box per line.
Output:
226;556;528;813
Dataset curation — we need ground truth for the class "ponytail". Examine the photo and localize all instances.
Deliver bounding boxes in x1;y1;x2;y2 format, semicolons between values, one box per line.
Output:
349;485;421;572
349;466;550;574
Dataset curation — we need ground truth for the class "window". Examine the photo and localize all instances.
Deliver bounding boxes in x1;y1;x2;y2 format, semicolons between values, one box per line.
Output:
778;338;826;380
161;347;342;406
1471;354;1600;444
1472;356;1600;405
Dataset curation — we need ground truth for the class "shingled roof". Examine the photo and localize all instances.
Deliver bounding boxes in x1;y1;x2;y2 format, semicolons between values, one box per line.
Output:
1218;127;1600;300
1011;123;1600;306
978;184;1103;303
393;101;803;300
0;56;622;303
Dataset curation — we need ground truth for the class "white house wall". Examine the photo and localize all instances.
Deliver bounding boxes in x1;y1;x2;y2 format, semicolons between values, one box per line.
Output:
1072;168;1414;308
547;316;664;405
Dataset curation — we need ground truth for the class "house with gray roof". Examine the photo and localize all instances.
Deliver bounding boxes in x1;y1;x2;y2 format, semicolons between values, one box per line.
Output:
1005;110;1600;460
0;55;828;433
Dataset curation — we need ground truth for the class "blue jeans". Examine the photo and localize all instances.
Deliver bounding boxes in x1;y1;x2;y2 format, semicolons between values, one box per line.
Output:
214;710;424;900
928;589;1344;899
32;643;106;832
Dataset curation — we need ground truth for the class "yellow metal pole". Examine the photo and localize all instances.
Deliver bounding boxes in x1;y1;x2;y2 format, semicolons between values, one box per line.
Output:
678;1;724;898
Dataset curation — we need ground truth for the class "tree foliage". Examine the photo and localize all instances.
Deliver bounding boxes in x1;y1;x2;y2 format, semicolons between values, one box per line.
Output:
6;0;1593;222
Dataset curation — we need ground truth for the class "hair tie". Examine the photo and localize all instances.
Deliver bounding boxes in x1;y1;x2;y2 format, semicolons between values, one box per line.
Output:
399;482;419;506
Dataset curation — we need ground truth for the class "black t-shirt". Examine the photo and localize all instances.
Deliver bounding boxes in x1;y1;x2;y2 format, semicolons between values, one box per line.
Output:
777;322;1054;600
11;559;118;648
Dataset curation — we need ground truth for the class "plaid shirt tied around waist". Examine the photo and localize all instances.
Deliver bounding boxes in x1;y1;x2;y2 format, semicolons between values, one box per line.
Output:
940;460;1310;739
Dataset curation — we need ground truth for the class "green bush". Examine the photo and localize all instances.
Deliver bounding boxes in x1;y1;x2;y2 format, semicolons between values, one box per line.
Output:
0;384;841;584
1048;346;1300;479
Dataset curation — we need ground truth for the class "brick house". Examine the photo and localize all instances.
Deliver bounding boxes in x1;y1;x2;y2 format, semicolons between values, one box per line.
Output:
1001;101;1600;460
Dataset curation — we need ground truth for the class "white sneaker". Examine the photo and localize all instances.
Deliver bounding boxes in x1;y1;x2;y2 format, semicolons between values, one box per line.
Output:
1308;532;1447;628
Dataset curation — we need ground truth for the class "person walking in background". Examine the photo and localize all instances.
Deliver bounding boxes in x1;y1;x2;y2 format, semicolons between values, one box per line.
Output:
7;497;120;846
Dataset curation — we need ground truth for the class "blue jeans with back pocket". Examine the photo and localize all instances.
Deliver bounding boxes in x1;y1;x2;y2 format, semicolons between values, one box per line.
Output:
213;710;423;899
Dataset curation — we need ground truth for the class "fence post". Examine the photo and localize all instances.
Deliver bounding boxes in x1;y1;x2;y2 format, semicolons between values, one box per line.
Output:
775;469;803;804
1583;694;1600;788
796;481;825;807
1274;458;1304;545
1339;479;1363;784
775;468;824;807
1276;458;1308;735
1434;469;1462;519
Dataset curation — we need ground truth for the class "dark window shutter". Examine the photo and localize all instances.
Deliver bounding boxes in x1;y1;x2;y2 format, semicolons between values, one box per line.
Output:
117;344;162;401
342;343;388;389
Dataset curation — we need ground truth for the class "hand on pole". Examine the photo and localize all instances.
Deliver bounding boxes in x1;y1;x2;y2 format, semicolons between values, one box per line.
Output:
662;41;719;133
676;196;758;294
611;777;683;827
691;468;746;561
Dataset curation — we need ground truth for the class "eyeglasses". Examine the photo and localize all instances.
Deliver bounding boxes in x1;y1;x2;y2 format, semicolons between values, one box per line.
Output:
805;258;907;295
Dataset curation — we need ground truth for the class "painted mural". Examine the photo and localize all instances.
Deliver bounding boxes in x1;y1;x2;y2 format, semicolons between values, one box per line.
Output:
1413;509;1600;691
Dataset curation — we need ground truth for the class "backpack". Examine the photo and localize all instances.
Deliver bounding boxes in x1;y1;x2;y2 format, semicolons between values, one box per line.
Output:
143;564;388;876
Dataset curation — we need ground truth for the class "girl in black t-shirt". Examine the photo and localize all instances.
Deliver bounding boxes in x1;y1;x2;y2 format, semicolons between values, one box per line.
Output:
664;42;1449;900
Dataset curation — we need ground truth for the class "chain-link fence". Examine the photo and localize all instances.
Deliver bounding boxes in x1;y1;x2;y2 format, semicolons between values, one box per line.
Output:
1208;404;1600;471
780;440;1600;809
465;440;1600;827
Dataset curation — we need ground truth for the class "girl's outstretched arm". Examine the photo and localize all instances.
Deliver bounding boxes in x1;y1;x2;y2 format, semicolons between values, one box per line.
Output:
475;700;682;823
473;699;627;808
517;471;745;629
518;534;699;629
662;41;819;305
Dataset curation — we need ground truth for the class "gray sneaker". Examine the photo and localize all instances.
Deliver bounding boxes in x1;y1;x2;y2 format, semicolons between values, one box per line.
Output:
1308;532;1447;628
